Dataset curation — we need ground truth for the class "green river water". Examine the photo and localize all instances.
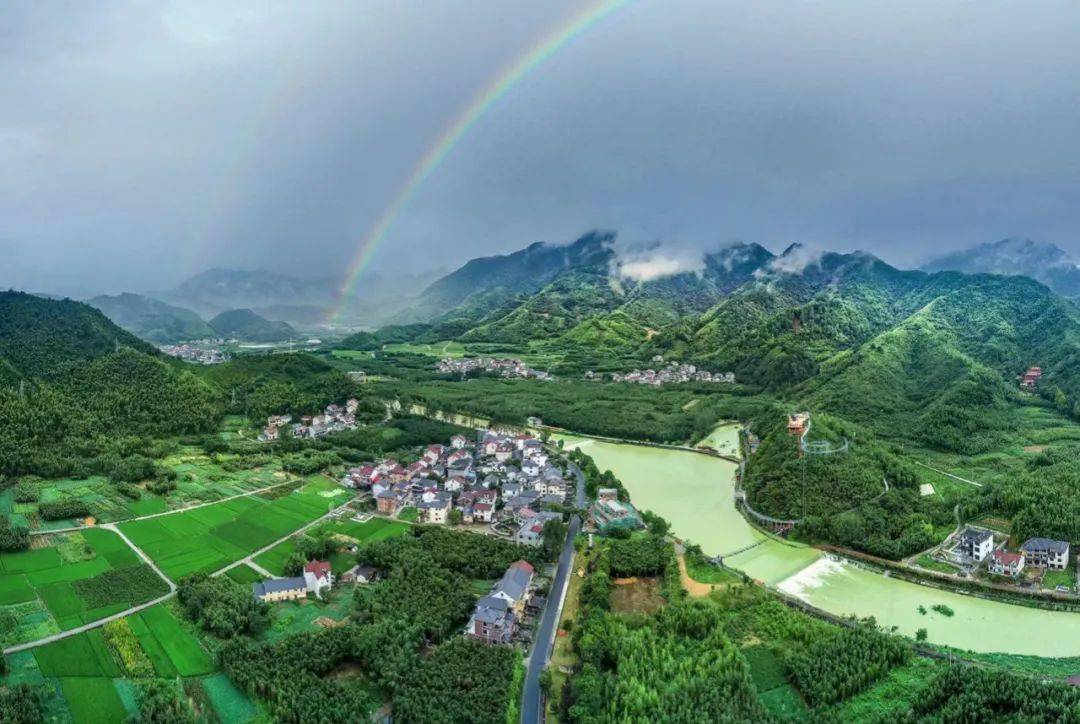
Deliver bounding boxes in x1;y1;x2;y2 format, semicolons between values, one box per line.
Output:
559;428;1080;658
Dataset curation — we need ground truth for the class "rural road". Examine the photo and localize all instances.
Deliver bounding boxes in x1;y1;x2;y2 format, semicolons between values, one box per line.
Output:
5;479;337;655
3;523;178;656
521;463;585;724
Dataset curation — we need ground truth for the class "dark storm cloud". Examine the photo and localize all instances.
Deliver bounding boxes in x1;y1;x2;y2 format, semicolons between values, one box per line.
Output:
3;1;1080;295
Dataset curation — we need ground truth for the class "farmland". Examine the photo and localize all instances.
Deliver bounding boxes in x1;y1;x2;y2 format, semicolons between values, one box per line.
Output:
253;516;409;576
118;475;347;579
1;449;300;531
0;528;168;647
1;602;256;723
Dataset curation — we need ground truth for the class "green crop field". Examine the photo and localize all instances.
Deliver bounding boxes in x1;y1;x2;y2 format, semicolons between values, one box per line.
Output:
0;528;166;646
61;677;129;724
118;476;344;579
34;629;121;678
253;516;409;576
136;604;215;676
225;564;265;584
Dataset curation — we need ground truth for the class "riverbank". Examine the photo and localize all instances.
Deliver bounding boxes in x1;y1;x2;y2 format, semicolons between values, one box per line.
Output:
557;429;1080;658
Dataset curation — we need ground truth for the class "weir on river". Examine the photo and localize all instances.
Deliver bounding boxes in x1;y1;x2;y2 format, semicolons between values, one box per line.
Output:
557;425;1080;658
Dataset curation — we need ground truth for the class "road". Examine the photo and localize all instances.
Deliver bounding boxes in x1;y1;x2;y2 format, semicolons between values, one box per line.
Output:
521;463;585;724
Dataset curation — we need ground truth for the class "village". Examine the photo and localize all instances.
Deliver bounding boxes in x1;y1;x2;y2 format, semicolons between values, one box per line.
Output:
436;356;553;380
341;429;572;545
259;398;361;440
587;356;735;386
160;341;230;364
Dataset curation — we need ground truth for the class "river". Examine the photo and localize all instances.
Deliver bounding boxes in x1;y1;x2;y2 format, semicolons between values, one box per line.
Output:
558;428;1080;658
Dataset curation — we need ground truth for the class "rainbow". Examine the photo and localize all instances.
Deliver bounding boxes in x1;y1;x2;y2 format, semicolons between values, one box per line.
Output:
326;0;632;324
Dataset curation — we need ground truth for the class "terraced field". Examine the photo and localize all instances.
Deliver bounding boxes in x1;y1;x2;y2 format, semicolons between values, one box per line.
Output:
118;476;347;579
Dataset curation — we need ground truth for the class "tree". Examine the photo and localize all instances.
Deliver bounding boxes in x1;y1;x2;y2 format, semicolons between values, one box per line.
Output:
133;679;193;724
449;509;464;526
915;628;928;642
542;518;568;560
177;574;270;638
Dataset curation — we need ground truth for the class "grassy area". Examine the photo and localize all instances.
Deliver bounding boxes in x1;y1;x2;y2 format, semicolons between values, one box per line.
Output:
824;657;937;721
1043;566;1077;591
743;645;806;719
397;506;418;523
60;677;128;724
914;554;958;575
684;555;742;585
0;528;166;647
136;603;215;676
119;476;347;579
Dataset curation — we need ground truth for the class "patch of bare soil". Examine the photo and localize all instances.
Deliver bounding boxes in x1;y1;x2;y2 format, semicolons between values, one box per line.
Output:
610;576;665;615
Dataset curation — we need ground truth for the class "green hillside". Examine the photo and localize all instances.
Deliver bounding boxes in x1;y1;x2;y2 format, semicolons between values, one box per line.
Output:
0;291;156;380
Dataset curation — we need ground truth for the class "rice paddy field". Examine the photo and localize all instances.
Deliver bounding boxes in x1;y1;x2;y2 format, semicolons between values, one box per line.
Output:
118;475;348;579
0;528;168;647
253;517;409;576
0;603;261;723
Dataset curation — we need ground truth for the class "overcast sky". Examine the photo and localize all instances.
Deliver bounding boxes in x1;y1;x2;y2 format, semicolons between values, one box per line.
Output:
4;0;1080;295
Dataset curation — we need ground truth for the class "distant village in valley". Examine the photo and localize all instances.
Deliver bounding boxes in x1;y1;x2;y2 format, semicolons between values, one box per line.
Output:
586;357;735;386
436;356;553;380
160;341;230;364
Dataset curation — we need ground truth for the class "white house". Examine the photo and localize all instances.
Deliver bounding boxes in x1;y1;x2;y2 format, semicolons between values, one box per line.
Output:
989;550;1025;578
959;528;994;562
303;560;333;599
1021;538;1071;570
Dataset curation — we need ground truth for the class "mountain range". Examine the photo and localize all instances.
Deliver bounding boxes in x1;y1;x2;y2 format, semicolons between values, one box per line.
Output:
349;232;1080;448
922;237;1080;298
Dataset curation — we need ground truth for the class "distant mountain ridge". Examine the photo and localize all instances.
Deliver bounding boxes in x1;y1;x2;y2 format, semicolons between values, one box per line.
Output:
86;292;216;343
923;238;1080;298
208;308;299;342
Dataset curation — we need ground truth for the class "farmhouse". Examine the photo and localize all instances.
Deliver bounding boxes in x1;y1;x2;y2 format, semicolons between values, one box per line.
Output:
490;560;534;616
252;577;308;603
989;550;1025;578
303;560;334;598
1021;538;1071;570
467;596;515;645
959;528;994;562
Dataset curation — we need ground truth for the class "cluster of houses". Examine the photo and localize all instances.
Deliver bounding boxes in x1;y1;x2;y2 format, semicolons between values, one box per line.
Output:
259;399;360;441
436;357;553;380
1020;365;1043;391
160;342;229;364
956;527;1071;584
588;359;735;386
467;560;543;645
341;429;569;546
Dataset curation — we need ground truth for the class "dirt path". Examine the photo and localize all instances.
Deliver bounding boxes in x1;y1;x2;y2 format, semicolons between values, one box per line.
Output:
677;552;715;598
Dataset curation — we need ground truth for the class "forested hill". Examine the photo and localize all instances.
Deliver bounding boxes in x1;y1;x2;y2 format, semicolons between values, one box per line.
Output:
86;292;215;344
208;308;299;342
0;290;157;379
